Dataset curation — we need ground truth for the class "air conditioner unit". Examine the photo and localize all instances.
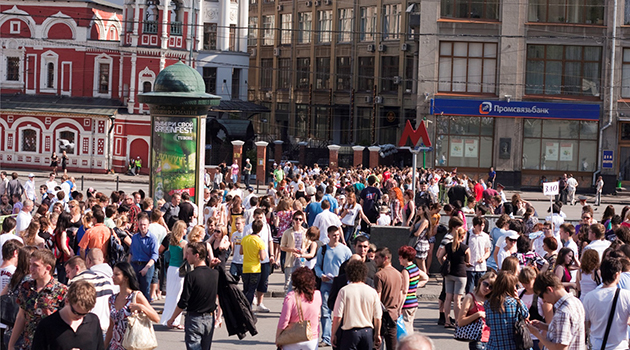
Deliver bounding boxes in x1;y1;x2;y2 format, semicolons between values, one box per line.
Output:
314;0;321;6
305;0;312;6
374;96;383;104
273;47;280;56
378;44;386;52
250;48;257;57
365;96;373;103
401;43;409;51
323;0;332;4
367;44;375;52
393;76;402;85
277;4;283;10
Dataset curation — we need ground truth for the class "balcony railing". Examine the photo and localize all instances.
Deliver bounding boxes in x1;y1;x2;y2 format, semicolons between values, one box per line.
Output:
143;21;158;34
170;22;183;36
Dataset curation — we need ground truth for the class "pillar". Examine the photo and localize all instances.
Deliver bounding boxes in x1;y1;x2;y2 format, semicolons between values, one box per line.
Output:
368;146;381;169
298;141;307;165
231;140;244;184
255;141;268;187
328;145;341;170
274;140;284;163
352;146;365;168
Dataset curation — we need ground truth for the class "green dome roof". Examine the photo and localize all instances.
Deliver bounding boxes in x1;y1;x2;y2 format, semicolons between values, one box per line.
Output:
154;61;206;93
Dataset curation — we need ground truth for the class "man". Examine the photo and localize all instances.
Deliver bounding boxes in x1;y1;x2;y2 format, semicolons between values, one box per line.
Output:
473;180;484;203
359;175;381;230
149;208;167;301
279;210;308;292
583;257;630;350
305;191;324;227
528;272;585;350
0;172;8;196
24;173;35;202
243;158;252;187
0;217;20;265
415;181;432;209
465;216;491;293
243;187;256;210
481;184;498;207
6;172;23;203
273;163;284;188
86;248;115;280
584;223;611;262
0;239;21;338
546;204;565;236
14;199;33;234
8;250;68;350
312;200;343;245
447;179;467;207
331;259;382;349
168;242;220;350
323;186;339;214
567;174;578;206
596;176;604;206
240;219;267;306
129;212;159;300
243;209;275;312
45;173;58;192
78;206;111;261
161;193;181;230
65;255;115;334
204;168;212;189
558;174;568;205
230;217;246;283
373;247;403;350
397;334;435;350
487;167;496;187
179;192;197;226
339;236;377;280
559;223;578;258
31;281;103;350
315;226;352;347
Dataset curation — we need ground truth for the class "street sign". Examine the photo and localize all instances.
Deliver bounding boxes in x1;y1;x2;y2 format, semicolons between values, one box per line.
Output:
603;150;613;169
398;120;432;148
543;181;559;196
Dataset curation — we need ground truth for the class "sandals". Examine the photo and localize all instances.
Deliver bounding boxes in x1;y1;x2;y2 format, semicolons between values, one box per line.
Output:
444;323;456;329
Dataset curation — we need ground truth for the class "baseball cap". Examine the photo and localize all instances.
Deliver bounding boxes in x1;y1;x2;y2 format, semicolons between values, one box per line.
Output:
46;189;54;194
247;186;254;192
505;230;520;240
28;173;34;178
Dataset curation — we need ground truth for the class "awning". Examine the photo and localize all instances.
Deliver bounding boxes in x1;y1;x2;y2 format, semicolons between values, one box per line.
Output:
207;118;255;142
208;100;270;114
0;94;123;116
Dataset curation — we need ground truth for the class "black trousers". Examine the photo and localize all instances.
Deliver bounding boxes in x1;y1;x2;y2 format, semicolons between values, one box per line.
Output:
340;327;373;350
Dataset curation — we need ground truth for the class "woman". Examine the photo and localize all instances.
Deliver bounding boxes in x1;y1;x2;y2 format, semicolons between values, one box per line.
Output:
410;205;432;273
229;196;244;237
517;267;553;350
106;262;160;350
496;232;518;270
402;190;416;227
522;207;538;235
553;247;578;291
159;221;187;328
50;152;59;175
512;235;549;273
38;216;55;251
274;199;293;264
61;150;68;175
484;271;529;350
389;187;404;226
276;267;322;350
577;249;600;300
457;271;496;350
427;202;442;272
295;183;306;201
208;225;230;270
299;227;320;270
501;256;520;276
601;205;615;230
511;194;528;217
542;237;558;267
339;192;370;245
22;220;45;249
74;212;94;255
438;227;471;329
53;212;74;284
399;245;428;333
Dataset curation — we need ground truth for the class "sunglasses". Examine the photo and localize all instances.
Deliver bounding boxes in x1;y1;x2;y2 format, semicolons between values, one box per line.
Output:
70;303;89;317
482;281;492;289
294;218;304;222
214;230;222;234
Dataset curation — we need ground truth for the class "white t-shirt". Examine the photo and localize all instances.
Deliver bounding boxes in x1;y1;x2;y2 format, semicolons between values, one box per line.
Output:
466;231;491;272
0;233;23;265
312;211;342;245
377;214;391;226
15;210;32;235
584;240;611;263
584;286;630;350
231;230;245;264
148;223;168;246
0;264;16;329
497;246;513;270
341;203;360;226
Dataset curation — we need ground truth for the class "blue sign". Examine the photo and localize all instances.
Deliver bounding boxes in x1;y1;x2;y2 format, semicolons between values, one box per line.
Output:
603;150;613;169
431;98;600;121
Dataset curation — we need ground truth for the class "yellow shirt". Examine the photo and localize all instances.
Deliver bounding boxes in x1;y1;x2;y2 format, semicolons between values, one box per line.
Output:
241;234;265;273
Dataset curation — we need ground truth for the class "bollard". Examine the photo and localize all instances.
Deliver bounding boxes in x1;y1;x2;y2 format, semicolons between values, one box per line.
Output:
81;176;84;191
116;175;119;191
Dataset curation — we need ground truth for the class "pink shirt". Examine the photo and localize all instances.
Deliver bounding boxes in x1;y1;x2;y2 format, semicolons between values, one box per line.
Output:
231;164;239;175
277;290;322;338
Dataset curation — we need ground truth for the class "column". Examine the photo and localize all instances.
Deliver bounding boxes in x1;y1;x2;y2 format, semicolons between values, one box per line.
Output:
328;145;341;170
352;146;365;168
231;140;245;184
274;140;284;163
368;146;380;169
255;141;268;187
298;141;307;165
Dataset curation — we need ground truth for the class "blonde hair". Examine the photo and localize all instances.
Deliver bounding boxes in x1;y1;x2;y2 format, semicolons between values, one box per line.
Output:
170;220;187;246
187;225;205;243
452;227;466;252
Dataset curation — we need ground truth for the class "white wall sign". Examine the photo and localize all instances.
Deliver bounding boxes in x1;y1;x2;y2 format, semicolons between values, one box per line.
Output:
543;181;559;196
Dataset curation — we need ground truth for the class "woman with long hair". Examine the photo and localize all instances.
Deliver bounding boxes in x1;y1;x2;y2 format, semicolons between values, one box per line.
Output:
438;226;471;328
389;187;404;226
106;262;160;350
228;195;244;237
339;192;370;245
208;225;230;270
577;249;601;300
427;202;442;272
159;220;187;328
484;271;529;350
276;267;322;350
22;220;45;249
553;247;579;291
517;267;553;350
410;205;432;273
399;245;428;333
522;207;539;235
457;271;496;350
601;205;615;230
274;199;293;264
53;212;74;284
402;190;416;227
50;152;59;175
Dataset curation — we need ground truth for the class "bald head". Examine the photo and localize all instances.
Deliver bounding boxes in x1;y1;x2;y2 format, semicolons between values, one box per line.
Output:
86;248;105;268
350;254;363;262
397;334;434;350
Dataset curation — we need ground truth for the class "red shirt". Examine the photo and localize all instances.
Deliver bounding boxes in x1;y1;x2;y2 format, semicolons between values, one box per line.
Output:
474;183;484;202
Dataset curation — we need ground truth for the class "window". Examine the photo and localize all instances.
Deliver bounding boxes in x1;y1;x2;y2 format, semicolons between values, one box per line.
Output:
98;63;109;93
262;15;275;45
358;57;374;91
529;0;604;24
314;106;329;139
336;57;351;91
435;116;494;168
229;24;237;51
58;130;76;155
143;81;152;92
317;10;332;43
248;17;258;46
356;108;373;145
405;55;414;92
296;58;310;89
6;57;19;81
338;9;353;43
204;23;217;50
47;62;55;88
281;14;292;45
21;129;37;153
278;58;292;89
144;0;159;33
623;48;630;98
438;41;497;93
232;68;241;99
295;104;308;138
382;4;401;40
381;56;399;93
441;0;499;20
10;21;20;34
315;57;330;89
360;7;377;41
203;67;217;94
525;45;601;96
298;12;312;44
522;119;598;171
261;59;273;89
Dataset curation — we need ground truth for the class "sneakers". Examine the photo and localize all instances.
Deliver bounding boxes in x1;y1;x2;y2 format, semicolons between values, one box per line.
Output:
255;304;270;313
318;341;331;347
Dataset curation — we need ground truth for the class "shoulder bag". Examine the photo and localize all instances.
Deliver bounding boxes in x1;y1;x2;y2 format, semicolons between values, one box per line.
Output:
513;298;534;350
122;292;158;350
454;293;484;342
276;292;313;346
0;286;19;327
600;288;621;350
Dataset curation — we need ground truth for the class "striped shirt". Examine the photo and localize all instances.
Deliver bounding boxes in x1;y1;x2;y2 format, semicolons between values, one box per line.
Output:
403;263;419;309
70;269;115;332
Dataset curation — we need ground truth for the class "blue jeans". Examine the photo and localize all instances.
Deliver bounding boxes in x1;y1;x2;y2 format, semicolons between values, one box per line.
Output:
185;312;215;350
242;273;260;306
320;282;333;345
131;262;154;300
340;327;373;350
466;271;486;294
229;263;243;283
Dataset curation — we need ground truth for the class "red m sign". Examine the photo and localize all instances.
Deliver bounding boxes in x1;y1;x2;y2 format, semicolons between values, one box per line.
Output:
398;120;432;147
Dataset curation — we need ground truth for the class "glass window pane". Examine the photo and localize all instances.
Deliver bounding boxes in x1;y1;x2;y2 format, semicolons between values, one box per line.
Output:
480;137;493;167
448;137;465;167
452;58;467;91
526;60;544;94
545;61;562;94
523;138;541;169
438;58;452;91
484;43;497;58
450;116;480;135
480;117;494;136
483;59;496;93
528;45;545;59
565;46;582;60
453;42;468;56
441;42;452;56
546;45;563;59
524;119;542;137
622;64;630;97
467;58;482;92
542;120;572;138
563;62;581;95
584;47;601;61
579;121;598;140
579;140;597;171
469;43;483;57
437;116;449;134
435;135;448;167
624;48;630;62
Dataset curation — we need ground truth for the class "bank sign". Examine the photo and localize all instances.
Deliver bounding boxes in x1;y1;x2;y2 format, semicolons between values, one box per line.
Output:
431;98;600;121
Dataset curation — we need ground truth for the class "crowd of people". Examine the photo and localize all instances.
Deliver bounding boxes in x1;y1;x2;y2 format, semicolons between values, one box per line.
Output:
0;163;629;350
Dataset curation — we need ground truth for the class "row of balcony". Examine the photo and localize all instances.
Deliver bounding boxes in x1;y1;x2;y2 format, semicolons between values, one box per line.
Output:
142;21;183;35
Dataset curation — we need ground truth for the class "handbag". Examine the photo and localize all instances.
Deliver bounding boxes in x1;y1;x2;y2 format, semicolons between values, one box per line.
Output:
122;292;158;350
276;292;313;346
454;294;483;342
0;288;18;327
179;261;193;277
513;298;534;350
600;288;621;350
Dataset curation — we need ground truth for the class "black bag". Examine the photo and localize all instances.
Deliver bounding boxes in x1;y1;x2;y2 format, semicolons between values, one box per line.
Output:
440;259;450;277
108;228;126;267
514;299;534;350
0;288;18;327
314;245;327;290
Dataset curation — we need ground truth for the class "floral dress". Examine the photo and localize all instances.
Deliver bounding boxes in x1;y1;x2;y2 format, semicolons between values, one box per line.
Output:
276;210;294;238
109;292;134;350
16;277;67;350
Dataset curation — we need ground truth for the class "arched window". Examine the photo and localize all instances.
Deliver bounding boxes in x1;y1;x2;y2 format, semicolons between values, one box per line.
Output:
47;62;54;88
143;81;152;92
109;26;118;40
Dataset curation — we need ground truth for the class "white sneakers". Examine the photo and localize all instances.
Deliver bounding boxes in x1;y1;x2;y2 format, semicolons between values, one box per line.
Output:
255;304;270;313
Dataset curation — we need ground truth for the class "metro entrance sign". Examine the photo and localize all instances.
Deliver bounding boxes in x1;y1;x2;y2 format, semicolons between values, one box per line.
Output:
398;120;432;147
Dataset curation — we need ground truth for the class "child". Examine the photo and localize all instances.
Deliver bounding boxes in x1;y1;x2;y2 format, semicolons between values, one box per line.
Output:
377;206;392;226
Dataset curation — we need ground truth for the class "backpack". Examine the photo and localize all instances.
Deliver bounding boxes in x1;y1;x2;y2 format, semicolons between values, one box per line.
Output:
108;228;126;267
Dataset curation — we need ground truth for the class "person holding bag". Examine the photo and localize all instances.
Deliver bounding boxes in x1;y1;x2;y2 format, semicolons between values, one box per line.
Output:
159;221;187;329
276;267;321;350
456;271;495;349
484;271;529;350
